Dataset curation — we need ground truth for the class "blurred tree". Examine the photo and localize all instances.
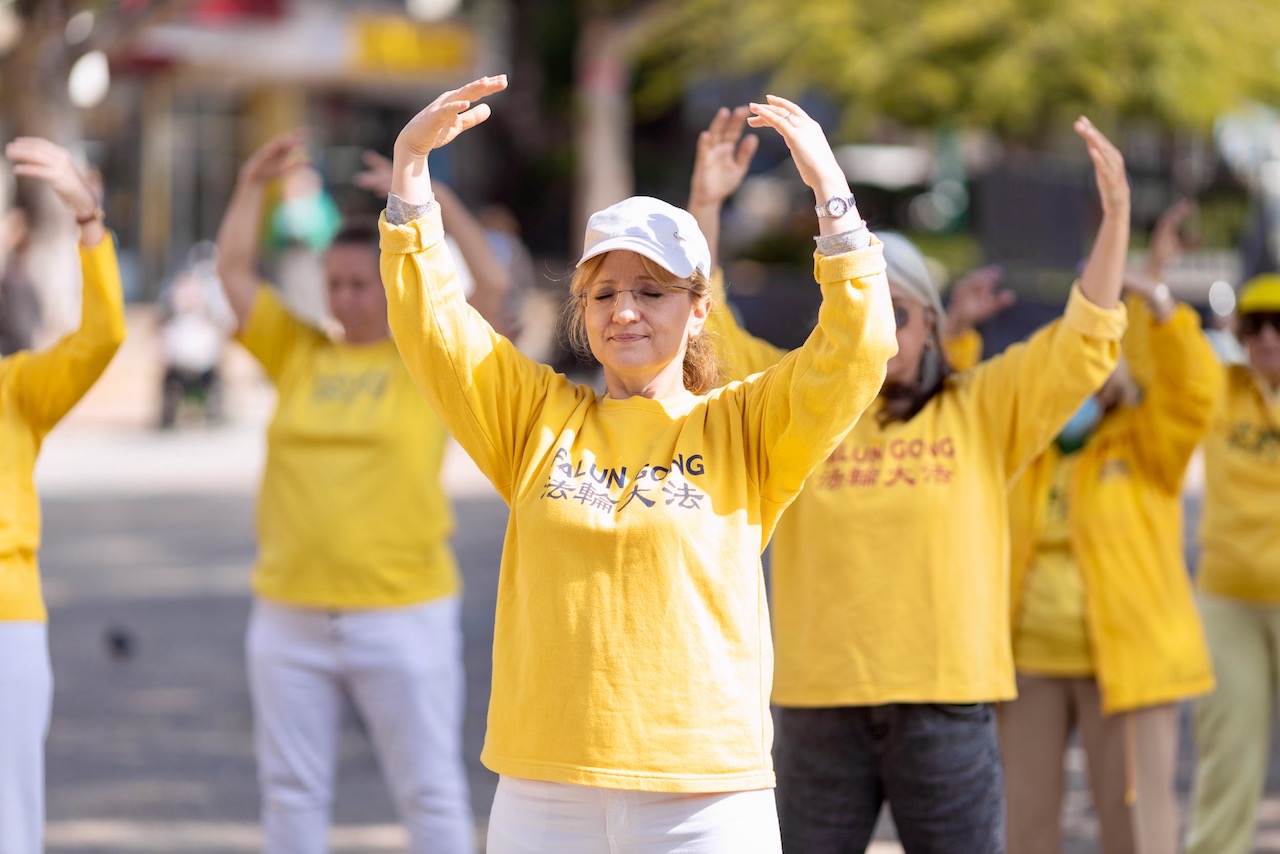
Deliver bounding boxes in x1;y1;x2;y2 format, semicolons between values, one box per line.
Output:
570;0;666;239
0;0;191;190
644;0;1280;140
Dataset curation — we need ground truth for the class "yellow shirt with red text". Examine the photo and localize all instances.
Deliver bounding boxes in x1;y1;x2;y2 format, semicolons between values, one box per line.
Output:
711;284;1125;705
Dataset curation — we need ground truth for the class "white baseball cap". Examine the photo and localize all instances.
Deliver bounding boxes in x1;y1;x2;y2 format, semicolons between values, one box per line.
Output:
577;196;711;279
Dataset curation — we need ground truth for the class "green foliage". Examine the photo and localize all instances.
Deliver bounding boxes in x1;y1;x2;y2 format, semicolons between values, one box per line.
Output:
647;0;1280;138
907;232;983;283
1194;192;1252;249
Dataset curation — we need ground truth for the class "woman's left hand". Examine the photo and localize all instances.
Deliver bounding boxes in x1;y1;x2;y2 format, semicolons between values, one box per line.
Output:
5;137;99;221
747;96;849;202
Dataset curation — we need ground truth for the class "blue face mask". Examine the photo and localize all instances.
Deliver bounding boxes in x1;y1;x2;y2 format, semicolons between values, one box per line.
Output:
1056;396;1102;453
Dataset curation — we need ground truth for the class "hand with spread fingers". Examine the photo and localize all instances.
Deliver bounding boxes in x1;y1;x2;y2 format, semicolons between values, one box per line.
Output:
688;106;759;269
5;137;104;243
690;106;758;212
945;265;1015;338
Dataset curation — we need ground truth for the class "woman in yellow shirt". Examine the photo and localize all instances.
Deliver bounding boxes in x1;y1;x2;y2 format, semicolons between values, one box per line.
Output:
995;201;1219;854
381;75;896;853
216;131;508;854
1186;273;1280;854
690;109;1128;852
0;138;125;854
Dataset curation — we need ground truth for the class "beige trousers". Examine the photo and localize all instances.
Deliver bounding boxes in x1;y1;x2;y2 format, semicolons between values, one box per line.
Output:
998;674;1180;854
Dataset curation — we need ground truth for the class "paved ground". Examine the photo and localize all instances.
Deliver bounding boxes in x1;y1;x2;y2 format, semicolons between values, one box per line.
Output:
26;308;1280;851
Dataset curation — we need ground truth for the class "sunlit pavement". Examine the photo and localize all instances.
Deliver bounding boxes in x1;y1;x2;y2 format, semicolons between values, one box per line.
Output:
29;311;1280;852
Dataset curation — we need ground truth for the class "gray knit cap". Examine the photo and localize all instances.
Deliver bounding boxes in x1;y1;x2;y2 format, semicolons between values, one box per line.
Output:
879;231;944;317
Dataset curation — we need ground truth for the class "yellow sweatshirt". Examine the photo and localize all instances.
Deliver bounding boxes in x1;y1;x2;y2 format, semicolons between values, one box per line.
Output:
1013;453;1093;677
380;209;896;792
1198;362;1280;602
712;284;1125;705
0;237;126;622
1009;302;1219;713
943;328;983;372
237;289;459;609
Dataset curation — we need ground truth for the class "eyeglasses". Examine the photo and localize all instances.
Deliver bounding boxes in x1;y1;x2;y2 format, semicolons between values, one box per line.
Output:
580;284;694;309
1239;312;1280;337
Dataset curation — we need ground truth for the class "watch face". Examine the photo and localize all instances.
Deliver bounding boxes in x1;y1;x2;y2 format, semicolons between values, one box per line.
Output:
826;197;849;217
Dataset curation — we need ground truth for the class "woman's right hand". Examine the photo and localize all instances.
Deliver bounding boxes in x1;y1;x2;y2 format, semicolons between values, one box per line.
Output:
238;129;308;188
394;75;508;159
391;75;507;205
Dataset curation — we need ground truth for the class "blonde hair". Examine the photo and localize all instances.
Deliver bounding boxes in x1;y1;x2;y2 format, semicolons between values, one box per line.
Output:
561;253;721;395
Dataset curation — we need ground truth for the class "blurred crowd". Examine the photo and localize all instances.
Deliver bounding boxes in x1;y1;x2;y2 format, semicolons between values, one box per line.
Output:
2;75;1279;854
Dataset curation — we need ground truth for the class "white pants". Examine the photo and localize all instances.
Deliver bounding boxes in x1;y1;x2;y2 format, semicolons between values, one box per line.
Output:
0;623;52;854
247;597;473;854
486;776;782;854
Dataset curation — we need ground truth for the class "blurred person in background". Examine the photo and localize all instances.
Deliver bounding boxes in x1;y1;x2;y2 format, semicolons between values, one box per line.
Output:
157;241;235;428
991;201;1220;854
266;162;343;332
0;207;41;356
691;106;1128;853
354;149;505;332
0;137;125;854
382;76;895;853
478;203;538;340
1185;271;1280;854
216;128;508;854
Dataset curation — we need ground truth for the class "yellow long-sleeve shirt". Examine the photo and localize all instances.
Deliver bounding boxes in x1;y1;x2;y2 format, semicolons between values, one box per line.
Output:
712;284;1125;705
1012;453;1094;677
1198;363;1280;601
380;209;896;792
237;289;459;608
1;237;126;622
1010;302;1219;713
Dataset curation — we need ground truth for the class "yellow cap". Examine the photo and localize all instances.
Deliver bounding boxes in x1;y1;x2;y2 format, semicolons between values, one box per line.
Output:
1238;274;1280;315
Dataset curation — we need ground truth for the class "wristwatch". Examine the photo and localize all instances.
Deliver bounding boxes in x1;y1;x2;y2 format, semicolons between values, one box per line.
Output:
815;195;857;218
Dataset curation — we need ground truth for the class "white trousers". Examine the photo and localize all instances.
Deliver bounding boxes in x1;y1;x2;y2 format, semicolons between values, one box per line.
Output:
246;597;473;854
486;776;782;854
0;622;52;854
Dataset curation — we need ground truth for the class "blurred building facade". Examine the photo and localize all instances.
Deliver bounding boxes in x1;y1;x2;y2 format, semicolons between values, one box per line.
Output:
97;0;507;299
